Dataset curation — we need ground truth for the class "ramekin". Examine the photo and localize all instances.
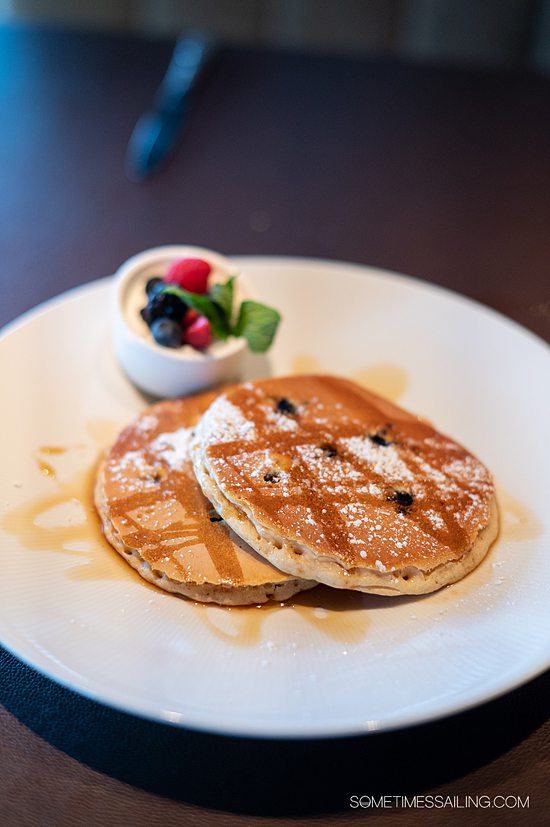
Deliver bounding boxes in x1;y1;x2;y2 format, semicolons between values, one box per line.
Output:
112;245;248;397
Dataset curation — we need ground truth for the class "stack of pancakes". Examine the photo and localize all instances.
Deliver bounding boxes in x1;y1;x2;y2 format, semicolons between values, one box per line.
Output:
95;376;498;605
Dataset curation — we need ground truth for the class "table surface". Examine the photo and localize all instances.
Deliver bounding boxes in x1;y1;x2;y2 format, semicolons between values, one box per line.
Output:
1;22;549;827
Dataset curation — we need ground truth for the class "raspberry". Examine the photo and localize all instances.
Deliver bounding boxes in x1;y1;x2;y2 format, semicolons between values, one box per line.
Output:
164;258;211;294
182;308;200;328
183;315;212;349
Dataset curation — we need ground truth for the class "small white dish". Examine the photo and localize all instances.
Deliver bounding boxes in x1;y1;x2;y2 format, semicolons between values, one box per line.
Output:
113;245;248;397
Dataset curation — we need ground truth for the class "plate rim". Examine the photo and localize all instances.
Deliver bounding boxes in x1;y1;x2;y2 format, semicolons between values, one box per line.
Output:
1;625;547;740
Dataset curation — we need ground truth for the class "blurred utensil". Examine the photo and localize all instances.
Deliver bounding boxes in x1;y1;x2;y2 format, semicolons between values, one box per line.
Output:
126;33;217;181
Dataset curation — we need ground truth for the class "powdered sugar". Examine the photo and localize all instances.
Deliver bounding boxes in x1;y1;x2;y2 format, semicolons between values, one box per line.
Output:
357;483;383;497
263;406;299;431
444;456;491;488
340;436;414;484
150;427;192;470
134;414;158;433
198;396;257;443
114;450;148;474
425;509;445;530
295;444;362;484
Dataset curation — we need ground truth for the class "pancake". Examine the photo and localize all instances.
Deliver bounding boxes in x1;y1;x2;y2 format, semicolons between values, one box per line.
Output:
191;376;499;595
95;392;317;605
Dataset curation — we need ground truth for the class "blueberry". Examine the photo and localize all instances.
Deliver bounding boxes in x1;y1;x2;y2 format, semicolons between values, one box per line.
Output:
388;489;414;509
145;277;164;299
369;430;393;446
143;292;187;326
276;397;297;415
319;442;338;458
150;318;183;348
140;304;153;325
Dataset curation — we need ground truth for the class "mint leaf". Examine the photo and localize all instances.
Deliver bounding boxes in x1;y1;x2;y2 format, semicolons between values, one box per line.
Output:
160;283;281;352
233;301;281;353
161;286;230;340
211;276;235;321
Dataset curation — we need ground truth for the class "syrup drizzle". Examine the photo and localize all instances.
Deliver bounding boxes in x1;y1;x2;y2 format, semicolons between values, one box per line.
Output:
498;489;543;541
0;428;136;583
291;356;408;403
107;466;245;584
194;586;370;647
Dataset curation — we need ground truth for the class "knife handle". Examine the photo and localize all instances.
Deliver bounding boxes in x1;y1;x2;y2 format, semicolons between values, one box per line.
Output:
156;35;215;116
126;34;217;181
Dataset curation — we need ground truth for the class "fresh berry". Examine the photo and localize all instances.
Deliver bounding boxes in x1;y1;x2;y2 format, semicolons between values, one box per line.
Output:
276;397;297;415
140;304;153;325
150;318;183;348
145;276;165;299
183;315;212;348
164;258;211;294
143;292;187;325
388;489;414;511
182;308;200;328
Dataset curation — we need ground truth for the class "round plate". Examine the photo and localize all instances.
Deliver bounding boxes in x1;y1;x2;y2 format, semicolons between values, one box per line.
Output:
1;257;549;738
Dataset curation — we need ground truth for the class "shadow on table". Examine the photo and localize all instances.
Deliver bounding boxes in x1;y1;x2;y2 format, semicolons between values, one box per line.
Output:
1;647;549;817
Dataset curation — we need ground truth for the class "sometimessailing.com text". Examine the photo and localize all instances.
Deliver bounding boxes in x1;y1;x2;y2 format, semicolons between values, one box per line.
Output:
350;794;530;810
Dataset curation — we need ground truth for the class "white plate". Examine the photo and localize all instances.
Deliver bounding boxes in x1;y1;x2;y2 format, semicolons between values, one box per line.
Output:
1;257;549;739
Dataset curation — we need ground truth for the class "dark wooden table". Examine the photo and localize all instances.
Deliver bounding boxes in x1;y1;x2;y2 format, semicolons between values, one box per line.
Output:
1;23;549;827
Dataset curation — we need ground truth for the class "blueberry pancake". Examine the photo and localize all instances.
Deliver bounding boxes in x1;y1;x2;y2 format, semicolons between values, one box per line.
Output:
95;393;316;605
191;376;499;595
